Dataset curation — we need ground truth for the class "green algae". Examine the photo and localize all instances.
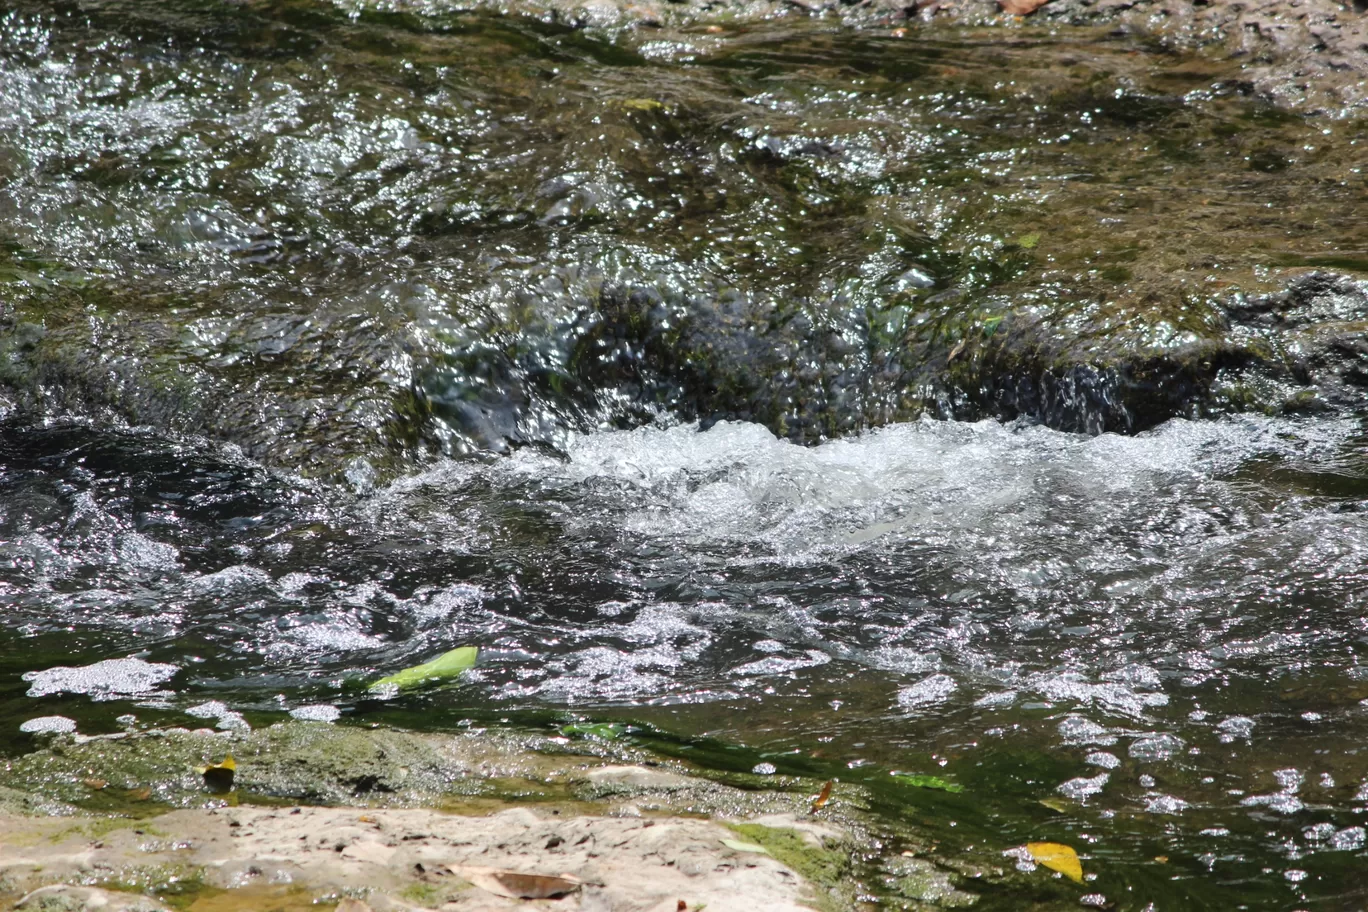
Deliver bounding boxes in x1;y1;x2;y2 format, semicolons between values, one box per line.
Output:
724;823;854;912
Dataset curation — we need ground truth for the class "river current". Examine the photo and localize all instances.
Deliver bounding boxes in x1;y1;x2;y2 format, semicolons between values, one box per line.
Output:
3;0;1368;908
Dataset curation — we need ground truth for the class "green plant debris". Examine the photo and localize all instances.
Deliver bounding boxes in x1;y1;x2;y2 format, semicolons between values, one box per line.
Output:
724;824;851;889
559;721;627;741
371;646;478;692
890;772;964;793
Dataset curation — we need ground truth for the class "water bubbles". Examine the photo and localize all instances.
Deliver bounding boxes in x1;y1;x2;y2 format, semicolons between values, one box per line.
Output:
1241;769;1306;815
897;674;958;709
1143;795;1189;815
751;762;777;775
1128;734;1184;762
1329;827;1367;852
1058;773;1109;800
290;705;342;723
1058;716;1117;747
186;701;250;732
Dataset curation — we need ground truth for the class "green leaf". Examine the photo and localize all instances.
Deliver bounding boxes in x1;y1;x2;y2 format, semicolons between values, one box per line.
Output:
721;838;770;855
1017;232;1040;249
372;646;478;692
559;722;627;741
891;772;964;793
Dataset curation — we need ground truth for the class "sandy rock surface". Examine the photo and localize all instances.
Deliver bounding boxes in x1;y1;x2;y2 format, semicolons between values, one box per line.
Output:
0;805;834;912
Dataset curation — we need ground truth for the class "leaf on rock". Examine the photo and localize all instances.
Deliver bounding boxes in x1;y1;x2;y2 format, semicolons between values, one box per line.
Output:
460;867;583;899
891;772;964;793
196;754;237;793
372;646;479;692
999;0;1051;14
1026;842;1083;883
721;838;771;855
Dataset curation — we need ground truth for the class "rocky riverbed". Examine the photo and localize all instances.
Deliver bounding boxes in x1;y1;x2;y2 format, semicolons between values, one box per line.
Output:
4;0;1368;909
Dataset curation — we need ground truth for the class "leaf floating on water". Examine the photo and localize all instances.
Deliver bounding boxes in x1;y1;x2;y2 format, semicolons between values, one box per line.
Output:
618;98;665;112
1026;842;1083;883
126;787;152;801
811;779;834;813
891;772;964;793
1016;232;1041;249
196;754;236;793
460;867;583;899
372;646;478;692
721;838;771;855
999;0;1051;14
1038;796;1072;814
559;721;627;741
82;778;108;790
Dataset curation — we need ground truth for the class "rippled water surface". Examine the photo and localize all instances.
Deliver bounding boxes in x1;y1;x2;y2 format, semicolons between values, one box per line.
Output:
4;0;1368;908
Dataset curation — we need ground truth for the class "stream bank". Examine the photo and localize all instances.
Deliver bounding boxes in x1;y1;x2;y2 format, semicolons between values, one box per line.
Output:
0;721;992;911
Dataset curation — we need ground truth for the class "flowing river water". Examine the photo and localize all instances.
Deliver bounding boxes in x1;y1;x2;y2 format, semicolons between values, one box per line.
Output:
3;1;1368;909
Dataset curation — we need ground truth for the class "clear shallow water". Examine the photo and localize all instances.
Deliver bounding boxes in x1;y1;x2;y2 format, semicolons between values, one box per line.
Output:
3;0;1368;906
4;414;1368;907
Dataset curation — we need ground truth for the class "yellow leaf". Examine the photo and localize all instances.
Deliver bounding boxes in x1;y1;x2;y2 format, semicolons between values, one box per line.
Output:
1026;842;1083;883
618;98;664;112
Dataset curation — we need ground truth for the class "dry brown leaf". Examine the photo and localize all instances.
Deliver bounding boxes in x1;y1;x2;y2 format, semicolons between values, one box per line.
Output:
460;867;584;900
811;779;834;813
126;787;152;801
999;0;1050;14
82;778;108;790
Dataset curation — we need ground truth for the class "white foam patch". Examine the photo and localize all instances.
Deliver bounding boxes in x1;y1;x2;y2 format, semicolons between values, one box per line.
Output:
23;658;179;700
489;415;1356;556
186;700;250;731
290;704;342;723
1058;772;1109;799
19;715;77;734
898;673;958;708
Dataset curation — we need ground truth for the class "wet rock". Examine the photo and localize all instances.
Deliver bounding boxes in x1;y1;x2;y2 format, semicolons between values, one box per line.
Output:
0;807;825;912
1222;271;1368;413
